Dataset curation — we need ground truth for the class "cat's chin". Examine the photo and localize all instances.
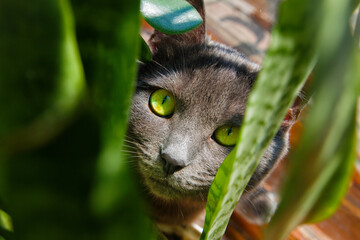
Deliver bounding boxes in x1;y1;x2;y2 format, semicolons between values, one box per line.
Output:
136;161;210;201
139;174;207;225
140;172;208;203
144;182;207;224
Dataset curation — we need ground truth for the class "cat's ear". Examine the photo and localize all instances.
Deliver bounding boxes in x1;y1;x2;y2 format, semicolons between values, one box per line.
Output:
148;0;206;54
281;93;308;130
281;77;313;130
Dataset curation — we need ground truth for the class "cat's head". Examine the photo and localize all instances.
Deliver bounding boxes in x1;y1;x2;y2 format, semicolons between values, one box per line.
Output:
127;0;298;203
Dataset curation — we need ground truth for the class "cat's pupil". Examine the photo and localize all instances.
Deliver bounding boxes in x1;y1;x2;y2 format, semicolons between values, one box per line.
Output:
162;95;169;104
228;127;233;136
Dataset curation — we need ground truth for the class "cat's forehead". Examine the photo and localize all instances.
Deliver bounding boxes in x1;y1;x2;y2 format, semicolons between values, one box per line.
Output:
138;42;259;124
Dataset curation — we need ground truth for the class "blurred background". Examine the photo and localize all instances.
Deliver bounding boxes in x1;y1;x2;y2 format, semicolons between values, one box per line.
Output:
0;0;359;239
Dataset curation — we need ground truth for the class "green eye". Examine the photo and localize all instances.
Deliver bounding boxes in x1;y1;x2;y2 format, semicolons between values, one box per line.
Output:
149;89;175;117
214;125;239;147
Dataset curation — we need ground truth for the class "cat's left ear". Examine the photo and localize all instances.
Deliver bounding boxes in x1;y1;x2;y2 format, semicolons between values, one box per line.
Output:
281;94;308;130
281;77;313;130
148;0;206;54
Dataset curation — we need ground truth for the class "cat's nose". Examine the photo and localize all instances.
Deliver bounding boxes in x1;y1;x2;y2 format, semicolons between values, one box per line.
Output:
161;152;188;175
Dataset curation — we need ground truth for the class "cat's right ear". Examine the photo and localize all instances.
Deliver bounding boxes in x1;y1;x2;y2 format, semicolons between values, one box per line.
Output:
148;0;206;54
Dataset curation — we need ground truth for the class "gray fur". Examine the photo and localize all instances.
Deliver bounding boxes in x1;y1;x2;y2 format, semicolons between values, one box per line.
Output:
126;0;294;226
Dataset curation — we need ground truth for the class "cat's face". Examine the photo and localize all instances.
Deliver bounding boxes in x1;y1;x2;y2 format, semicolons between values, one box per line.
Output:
126;41;287;201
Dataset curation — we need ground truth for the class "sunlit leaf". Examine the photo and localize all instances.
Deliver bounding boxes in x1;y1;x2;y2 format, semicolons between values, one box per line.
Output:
201;1;318;239
0;200;12;239
266;0;359;237
0;209;12;233
140;0;203;34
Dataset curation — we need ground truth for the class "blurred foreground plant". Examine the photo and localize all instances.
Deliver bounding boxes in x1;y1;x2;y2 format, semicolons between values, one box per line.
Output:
1;0;358;239
201;0;359;239
0;0;201;239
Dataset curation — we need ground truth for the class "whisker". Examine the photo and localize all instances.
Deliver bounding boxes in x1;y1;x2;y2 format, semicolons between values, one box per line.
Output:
241;194;261;217
123;139;137;145
152;60;172;75
120;149;140;154
122;144;138;150
124;135;138;142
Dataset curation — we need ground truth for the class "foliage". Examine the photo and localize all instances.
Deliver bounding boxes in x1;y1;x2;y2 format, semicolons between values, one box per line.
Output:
201;0;359;239
0;0;202;239
0;0;358;239
266;0;359;238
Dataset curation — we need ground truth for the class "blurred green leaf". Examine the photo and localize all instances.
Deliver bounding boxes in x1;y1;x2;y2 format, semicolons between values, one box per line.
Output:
266;0;359;238
0;0;156;238
201;0;318;239
0;209;13;233
71;0;157;239
0;0;98;239
0;225;12;240
0;0;85;153
140;0;203;34
0;114;102;240
140;36;153;62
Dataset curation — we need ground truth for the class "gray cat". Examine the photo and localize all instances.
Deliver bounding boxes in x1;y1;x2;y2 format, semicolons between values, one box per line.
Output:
126;0;298;231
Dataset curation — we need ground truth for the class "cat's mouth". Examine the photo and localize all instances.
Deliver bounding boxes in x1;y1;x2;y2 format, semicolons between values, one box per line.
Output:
145;174;190;199
140;164;209;200
148;176;180;196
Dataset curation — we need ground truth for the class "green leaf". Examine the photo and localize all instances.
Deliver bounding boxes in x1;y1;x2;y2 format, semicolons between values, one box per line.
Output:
1;0;156;238
139;36;153;62
71;0;157;238
201;1;318;239
0;226;12;240
0;0;85;154
0;209;12;233
0;199;12;239
140;0;203;34
0;0;92;238
266;0;360;237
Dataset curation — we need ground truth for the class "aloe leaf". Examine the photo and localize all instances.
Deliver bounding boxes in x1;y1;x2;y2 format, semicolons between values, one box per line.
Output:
139;36;153;62
266;0;359;237
201;1;318;239
0;225;12;240
71;0;157;238
305;54;358;224
0;0;85;154
0;0;91;238
305;121;356;223
140;0;203;34
0;202;12;238
0;209;12;234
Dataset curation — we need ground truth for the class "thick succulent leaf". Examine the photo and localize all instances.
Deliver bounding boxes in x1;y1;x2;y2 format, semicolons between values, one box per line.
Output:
0;0;155;239
0;0;85;153
71;0;157;238
0;208;12;238
305;53;358;224
0;226;11;240
0;0;88;238
200;1;318;239
139;36;153;62
0;198;11;233
140;0;203;34
266;0;360;237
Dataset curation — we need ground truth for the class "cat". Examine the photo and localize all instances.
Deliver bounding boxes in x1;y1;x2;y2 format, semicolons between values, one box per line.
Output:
126;0;299;233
